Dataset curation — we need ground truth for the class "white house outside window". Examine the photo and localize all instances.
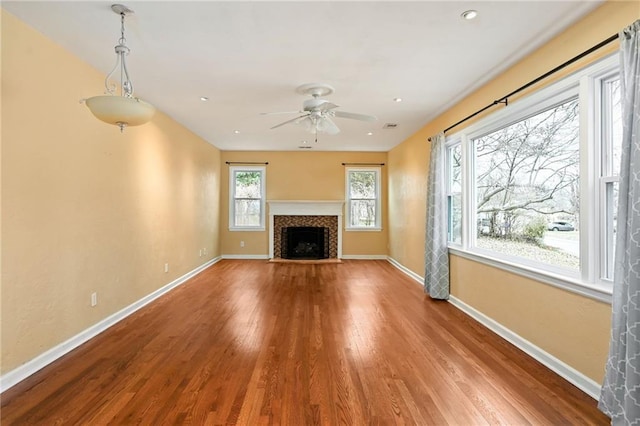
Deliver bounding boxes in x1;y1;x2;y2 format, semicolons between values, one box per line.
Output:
446;54;621;300
346;167;381;230
229;166;265;231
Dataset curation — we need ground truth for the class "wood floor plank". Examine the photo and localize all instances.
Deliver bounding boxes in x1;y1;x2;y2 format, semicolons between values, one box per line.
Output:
1;260;608;425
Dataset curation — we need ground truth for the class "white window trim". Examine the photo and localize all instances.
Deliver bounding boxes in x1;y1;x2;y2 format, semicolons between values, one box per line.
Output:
446;54;618;303
229;165;266;231
345;167;382;231
596;71;622;283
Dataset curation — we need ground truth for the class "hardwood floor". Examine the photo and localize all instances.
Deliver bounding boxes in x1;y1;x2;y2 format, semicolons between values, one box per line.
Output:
1;260;608;425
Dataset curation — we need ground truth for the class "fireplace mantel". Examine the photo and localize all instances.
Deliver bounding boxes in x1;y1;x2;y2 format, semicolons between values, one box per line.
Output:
268;200;344;216
267;200;344;259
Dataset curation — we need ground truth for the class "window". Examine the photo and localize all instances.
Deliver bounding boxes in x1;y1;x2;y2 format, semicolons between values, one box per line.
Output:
229;166;265;230
474;97;580;271
600;75;622;280
346;167;381;230
445;54;620;299
447;144;462;244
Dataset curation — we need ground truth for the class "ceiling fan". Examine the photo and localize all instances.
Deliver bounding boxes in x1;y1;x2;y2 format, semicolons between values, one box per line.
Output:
262;83;376;139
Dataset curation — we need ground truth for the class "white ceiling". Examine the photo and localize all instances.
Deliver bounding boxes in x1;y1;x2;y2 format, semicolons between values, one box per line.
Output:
3;1;602;152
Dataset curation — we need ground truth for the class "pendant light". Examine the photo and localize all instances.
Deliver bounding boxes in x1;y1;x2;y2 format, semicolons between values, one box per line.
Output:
82;4;155;132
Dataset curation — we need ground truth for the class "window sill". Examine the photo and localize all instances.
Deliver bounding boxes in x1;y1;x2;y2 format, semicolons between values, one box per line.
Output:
229;227;265;232
448;247;612;303
345;227;382;232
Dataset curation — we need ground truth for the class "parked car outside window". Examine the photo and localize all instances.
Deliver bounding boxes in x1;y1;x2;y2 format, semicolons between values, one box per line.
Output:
547;221;575;231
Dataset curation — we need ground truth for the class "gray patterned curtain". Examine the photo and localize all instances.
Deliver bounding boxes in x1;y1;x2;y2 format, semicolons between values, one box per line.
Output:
424;132;449;299
599;20;640;424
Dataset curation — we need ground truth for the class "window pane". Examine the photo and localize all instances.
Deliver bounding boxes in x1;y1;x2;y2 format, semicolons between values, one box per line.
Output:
604;181;619;280
604;79;623;176
350;199;376;227
448;194;462;244
602;77;622;280
474;98;580;270
234;199;261;226
448;145;462;243
235;171;261;198
349;171;376;199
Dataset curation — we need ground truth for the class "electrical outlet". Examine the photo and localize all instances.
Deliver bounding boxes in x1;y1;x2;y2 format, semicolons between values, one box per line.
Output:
164;263;169;273
240;241;245;248
91;292;97;307
203;248;207;255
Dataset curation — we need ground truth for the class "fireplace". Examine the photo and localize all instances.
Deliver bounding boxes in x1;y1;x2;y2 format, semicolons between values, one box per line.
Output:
267;201;344;259
273;215;338;258
282;227;329;259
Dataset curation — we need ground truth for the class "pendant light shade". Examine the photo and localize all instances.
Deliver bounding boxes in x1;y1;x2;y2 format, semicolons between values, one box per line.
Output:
85;95;155;128
83;4;155;132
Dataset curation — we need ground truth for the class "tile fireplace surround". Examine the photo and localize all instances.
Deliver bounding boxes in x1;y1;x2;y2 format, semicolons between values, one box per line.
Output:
268;201;344;259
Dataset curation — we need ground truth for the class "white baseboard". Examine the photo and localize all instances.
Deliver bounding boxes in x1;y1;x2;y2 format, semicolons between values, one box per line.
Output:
221;254;269;260
387;257;424;285
0;256;222;393
222;255;387;261
448;296;601;400
341;254;388;260
386;257;601;400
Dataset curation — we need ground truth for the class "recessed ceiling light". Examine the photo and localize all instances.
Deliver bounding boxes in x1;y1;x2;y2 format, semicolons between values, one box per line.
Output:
461;10;478;20
393;97;402;103
200;96;209;101
367;132;373;136
233;130;240;134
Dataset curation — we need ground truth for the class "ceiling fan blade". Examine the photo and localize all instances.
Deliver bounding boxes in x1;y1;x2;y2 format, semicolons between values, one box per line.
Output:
317;102;339;111
334;111;377;122
270;113;310;129
261;111;302;115
317;117;340;135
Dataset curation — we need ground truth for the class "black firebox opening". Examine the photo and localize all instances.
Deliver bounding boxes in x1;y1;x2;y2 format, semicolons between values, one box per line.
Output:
281;226;329;259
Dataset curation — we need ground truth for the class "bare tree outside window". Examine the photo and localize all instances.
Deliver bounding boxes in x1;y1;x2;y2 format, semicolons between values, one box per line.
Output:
447;145;462;243
445;56;622;290
234;171;262;227
474;98;580;269
348;170;379;227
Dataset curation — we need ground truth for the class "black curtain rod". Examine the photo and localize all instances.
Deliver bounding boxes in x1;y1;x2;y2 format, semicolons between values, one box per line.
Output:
341;162;385;166
428;32;619;141
225;161;269;165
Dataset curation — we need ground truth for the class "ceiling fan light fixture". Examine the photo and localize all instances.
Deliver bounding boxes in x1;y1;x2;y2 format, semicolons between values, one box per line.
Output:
266;83;376;137
83;4;155;132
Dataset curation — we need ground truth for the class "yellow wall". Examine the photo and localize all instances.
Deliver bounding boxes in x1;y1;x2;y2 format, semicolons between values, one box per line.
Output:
388;0;639;384
220;151;388;256
1;11;221;374
450;257;612;381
